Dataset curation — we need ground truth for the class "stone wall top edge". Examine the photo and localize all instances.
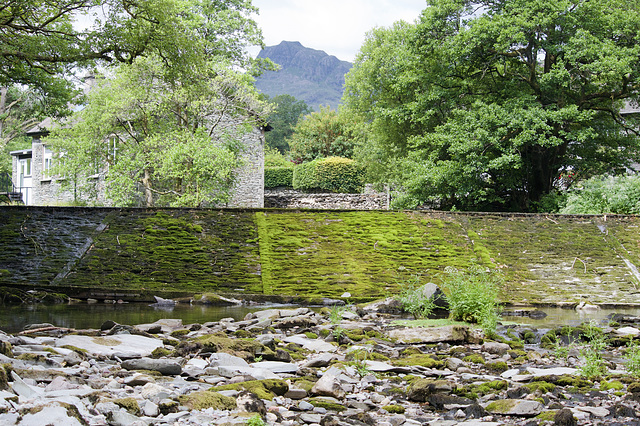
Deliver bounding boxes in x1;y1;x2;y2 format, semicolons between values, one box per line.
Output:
0;205;637;219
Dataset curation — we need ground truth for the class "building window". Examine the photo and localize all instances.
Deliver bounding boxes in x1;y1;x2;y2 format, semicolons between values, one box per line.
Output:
20;158;31;177
43;149;53;179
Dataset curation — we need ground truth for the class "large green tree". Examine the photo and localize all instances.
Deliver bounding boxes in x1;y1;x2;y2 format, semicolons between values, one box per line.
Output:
0;0;266;153
288;107;363;163
344;0;640;211
263;94;311;153
43;0;270;207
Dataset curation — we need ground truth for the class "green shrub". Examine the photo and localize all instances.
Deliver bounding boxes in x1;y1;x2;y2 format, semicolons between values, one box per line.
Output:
292;159;319;191
625;340;640;377
314;157;364;193
561;174;640;215
292;157;364;193
265;167;294;188
440;264;502;336
394;273;438;319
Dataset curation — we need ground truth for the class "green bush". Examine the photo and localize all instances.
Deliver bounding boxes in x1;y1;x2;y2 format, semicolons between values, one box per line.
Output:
292;157;364;193
440;264;502;336
292;159;320;191
265;167;294;188
561;174;640;214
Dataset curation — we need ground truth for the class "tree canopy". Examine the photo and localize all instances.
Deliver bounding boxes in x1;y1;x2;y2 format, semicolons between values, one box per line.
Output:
262;94;312;153
41;0;271;207
344;0;640;211
0;0;265;121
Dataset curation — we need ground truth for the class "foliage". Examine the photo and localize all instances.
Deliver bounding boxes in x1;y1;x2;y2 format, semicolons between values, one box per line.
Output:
0;86;59;156
560;175;640;215
288;107;362;163
47;55;269;207
265;167;294;188
292;157;364;194
394;274;438;319
578;321;607;379
1;0;267;120
264;147;294;188
263;94;312;153
440;264;502;335
343;0;640;212
246;414;266;426
624;340;640;377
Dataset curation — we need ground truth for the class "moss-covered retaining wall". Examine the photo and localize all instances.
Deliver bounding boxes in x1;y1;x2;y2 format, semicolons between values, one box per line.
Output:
1;206;639;306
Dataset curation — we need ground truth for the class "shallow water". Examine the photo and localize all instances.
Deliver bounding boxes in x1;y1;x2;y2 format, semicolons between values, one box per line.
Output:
502;306;640;328
3;303;640;335
0;302;277;334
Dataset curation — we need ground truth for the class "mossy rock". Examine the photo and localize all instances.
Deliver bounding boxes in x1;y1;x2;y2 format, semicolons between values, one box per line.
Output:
113;397;140;415
0;366;8;391
407;379;453;402
179;391;236;410
158;399;180;415
401;347;423;356
600;380;624;391
525;381;556;394
455;380;507;399
150;347;172;359
486;361;508;373
393;354;444;369
536;410;558;422
175;334;265;360
170;329;190;338
308;397;347;412
382;404;405;414
463;354;485;364
0;341;12;357
234;329;253;338
209;379;289;401
291;379;316;393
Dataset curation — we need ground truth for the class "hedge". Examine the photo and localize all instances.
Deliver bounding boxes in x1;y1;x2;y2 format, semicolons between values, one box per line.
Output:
265;167;294;188
292;157;364;193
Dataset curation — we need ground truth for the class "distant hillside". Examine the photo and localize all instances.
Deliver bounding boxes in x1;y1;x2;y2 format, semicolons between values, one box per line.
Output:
255;41;352;111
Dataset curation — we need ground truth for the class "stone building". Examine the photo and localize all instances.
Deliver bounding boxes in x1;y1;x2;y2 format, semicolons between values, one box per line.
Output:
10;117;266;208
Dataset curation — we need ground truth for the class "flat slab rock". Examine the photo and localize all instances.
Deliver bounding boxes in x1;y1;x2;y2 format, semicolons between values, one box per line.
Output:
55;334;164;358
388;325;472;343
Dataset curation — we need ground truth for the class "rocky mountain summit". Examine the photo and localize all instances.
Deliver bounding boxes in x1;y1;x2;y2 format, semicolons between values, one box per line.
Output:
255;41;352;110
1;301;640;425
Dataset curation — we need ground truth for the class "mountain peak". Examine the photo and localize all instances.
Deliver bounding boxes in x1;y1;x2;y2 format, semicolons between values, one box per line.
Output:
255;41;352;111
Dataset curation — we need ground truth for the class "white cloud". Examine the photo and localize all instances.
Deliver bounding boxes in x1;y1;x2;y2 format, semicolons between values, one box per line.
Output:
252;0;426;62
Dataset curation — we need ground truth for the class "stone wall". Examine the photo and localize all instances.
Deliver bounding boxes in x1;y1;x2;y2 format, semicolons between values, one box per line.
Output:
227;126;265;208
264;187;389;210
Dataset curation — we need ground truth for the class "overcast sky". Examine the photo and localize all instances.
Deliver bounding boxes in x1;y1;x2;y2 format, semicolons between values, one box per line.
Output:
251;0;427;62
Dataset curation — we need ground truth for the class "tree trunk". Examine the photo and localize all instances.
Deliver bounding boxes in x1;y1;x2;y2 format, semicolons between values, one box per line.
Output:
141;168;154;207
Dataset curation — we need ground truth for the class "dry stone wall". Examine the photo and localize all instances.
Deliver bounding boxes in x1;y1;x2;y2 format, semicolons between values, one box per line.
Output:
264;187;389;210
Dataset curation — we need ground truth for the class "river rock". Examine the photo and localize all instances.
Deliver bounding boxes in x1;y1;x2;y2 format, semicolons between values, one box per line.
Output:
485;399;543;416
311;366;345;399
388;325;473;343
55;334;164;358
17;402;86;426
251;360;298;373
121;358;182;375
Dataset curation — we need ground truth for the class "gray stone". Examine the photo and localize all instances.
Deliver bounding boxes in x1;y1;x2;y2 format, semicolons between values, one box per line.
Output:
55;334;164;358
485;399;543;416
388;325;472;344
299;412;323;424
285;388;308;400
142;400;159;417
251;360;298;373
481;341;511;355
209;352;250;367
121;358;182;375
311;366;345;399
15;402;86;426
217;365;280;380
302;353;334;368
